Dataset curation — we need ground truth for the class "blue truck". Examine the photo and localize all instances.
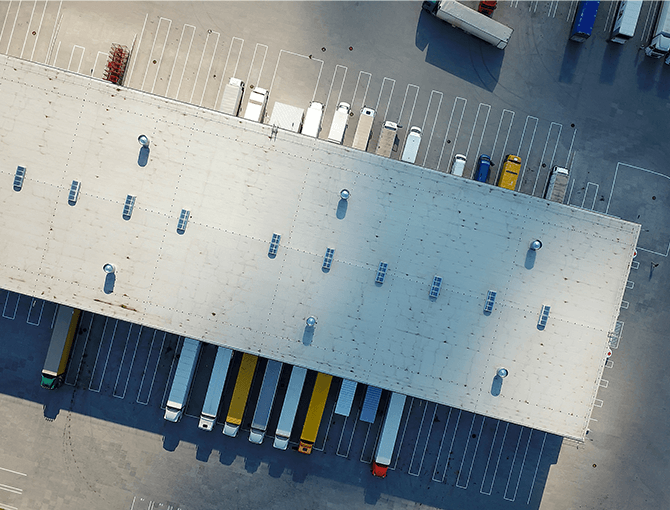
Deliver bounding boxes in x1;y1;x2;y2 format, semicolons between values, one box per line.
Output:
570;1;600;42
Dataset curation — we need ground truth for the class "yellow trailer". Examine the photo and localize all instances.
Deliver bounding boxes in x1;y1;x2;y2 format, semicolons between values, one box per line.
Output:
41;306;81;389
298;372;333;454
497;154;522;191
223;353;258;437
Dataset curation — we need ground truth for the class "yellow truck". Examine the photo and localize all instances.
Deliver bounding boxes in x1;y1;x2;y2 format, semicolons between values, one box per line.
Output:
497;155;522;191
298;372;333;454
223;353;258;437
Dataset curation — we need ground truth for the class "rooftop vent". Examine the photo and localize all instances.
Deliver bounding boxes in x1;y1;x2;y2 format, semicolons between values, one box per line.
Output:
429;276;443;299
177;209;190;234
122;195;136;220
483;290;497;314
13;166;26;191
68;180;81;205
375;262;388;284
537;305;550;330
268;233;281;258
322;248;335;272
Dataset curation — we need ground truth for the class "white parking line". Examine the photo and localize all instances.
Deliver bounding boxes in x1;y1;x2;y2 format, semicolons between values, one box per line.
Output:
531;121;563;196
324;64;347;111
141;17;171;92
336;408;361;458
0;483;22;495
137;331;167;405
113;324;142;399
26;297;44;326
456;414;482;489
582;182;599;209
359;423;373;463
397;83;419;126
504;428;531;501
65;313;93;386
517;116;539;185
391;396;413;470
4;0;20;55
419;90;443;168
166;24;196;101
464;102;491;161
314;406;335;452
45;2;61;65
351;71;372;109
0;1;12;48
432;407;452;482
19;0;38;59
407;402;436;476
193;30;221;105
481;420;507;495
245;43;268;87
89;318;118;392
213;35;244;109
124;12;147;85
67;44;84;73
2;291;19;319
0;467;26;476
92;50;107;77
435;97;467;172
374;76;395;121
491;109;515;184
30;0;48;61
526;432;547;504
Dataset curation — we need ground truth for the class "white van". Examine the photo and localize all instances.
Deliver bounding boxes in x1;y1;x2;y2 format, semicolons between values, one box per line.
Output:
401;126;422;163
301;101;323;138
219;78;244;116
450;154;467;176
327;102;351;144
243;87;269;123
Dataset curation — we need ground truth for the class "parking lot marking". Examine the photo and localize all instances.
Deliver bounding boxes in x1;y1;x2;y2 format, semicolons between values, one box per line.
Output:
606;360;614;368
0;482;22;495
350;70;372;111
192;30;220;105
3;0;19;55
113;324;142;399
419;90;443;168
408;401;436;476
0;1;11;49
160;335;181;409
51;39;60;68
549;0;559;18
19;0;37;59
517;116;539;185
65;312;94;386
92;50;107;78
391;396;413;470
336;408;361;458
124;12;147;86
620;301;629;309
435;96;467;173
491;109;515;184
631;261;640;270
0;466;26;476
213;36;244;109
166;24;196;101
397;83;419;126
141;17;171;92
531;122;562;196
456;414;484;489
504;427;532;501
45;3;61;65
565;126;578;167
26;297;44;326
594;398;603;408
30;0;48;62
68;44;84;73
463;102;491;166
374;76;395;121
582;182;599;209
314;406;335;452
432;407;452;482
245;42;268;88
89;318;118;392
2;291;19;319
481;420;507;495
136;330;166;405
567;176;576;205
599;379;609;388
526;432;547;504
324;64;347;112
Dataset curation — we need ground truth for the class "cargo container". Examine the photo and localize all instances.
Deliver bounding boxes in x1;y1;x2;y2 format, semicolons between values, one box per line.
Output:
646;1;670;57
375;121;398;158
164;338;202;422
219;77;244;116
610;0;642;44
352;107;376;151
371;393;407;478
360;385;383;423
544;166;570;204
223;353;258;437
249;359;283;444
273;366;307;450
269;102;304;133
327;102;351;144
301;101;324;138
334;379;358;417
298;372;333;454
497;155;521;191
243;87;269;123
198;346;233;431
41;306;81;389
570;1;600;42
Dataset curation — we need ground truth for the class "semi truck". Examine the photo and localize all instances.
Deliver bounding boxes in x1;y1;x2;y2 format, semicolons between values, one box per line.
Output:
352;107;376;151
327;102;351;144
273;366;307;450
243;87;269;123
219;77;244;116
371;392;407;478
422;0;513;50
360;385;383;423
298;372;333;454
544;166;570;204
164;337;202;422
269;102;304;133
610;0;642;44
569;1;600;42
249;359;283;444
646;1;670;58
497;154;521;191
223;352;258;437
375;121;398;158
41;305;81;389
198;346;233;431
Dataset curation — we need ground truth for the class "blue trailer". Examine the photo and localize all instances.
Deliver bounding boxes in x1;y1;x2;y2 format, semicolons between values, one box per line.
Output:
570;1;600;42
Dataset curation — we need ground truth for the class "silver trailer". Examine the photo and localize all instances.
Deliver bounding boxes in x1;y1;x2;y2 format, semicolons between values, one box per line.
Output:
249;360;283;444
360;385;383;423
219;77;244;116
351;107;376;151
327;102;351;144
164;338;202;423
610;0;642;44
198;346;233;431
334;379;358;417
273;366;307;450
372;393;407;478
544;166;570;204
646;1;670;57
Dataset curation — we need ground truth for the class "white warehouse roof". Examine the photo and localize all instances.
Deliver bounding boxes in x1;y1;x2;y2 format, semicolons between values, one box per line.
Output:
0;55;639;440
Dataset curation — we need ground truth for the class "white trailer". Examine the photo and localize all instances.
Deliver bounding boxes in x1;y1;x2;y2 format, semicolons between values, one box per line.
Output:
401;126;422;164
243;87;269;122
273;366;307;450
371;393;407;478
544;166;570;204
375;121;398;158
334;379;358;417
301;101;324;138
198;346;233;431
249;360;283;444
269;103;305;133
646;1;670;57
610;0;642;44
327;102;351;144
422;0;513;50
219;78;244;116
352;107;376;151
164;338;202;422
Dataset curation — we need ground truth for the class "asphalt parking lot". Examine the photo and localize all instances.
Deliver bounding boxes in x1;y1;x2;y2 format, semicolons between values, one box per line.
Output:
1;2;670;510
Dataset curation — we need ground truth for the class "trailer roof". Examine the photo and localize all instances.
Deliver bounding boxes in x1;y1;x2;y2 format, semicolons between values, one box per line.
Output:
0;55;639;440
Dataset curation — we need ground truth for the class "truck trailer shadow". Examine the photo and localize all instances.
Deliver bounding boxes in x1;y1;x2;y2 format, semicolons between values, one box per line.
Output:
415;9;504;92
